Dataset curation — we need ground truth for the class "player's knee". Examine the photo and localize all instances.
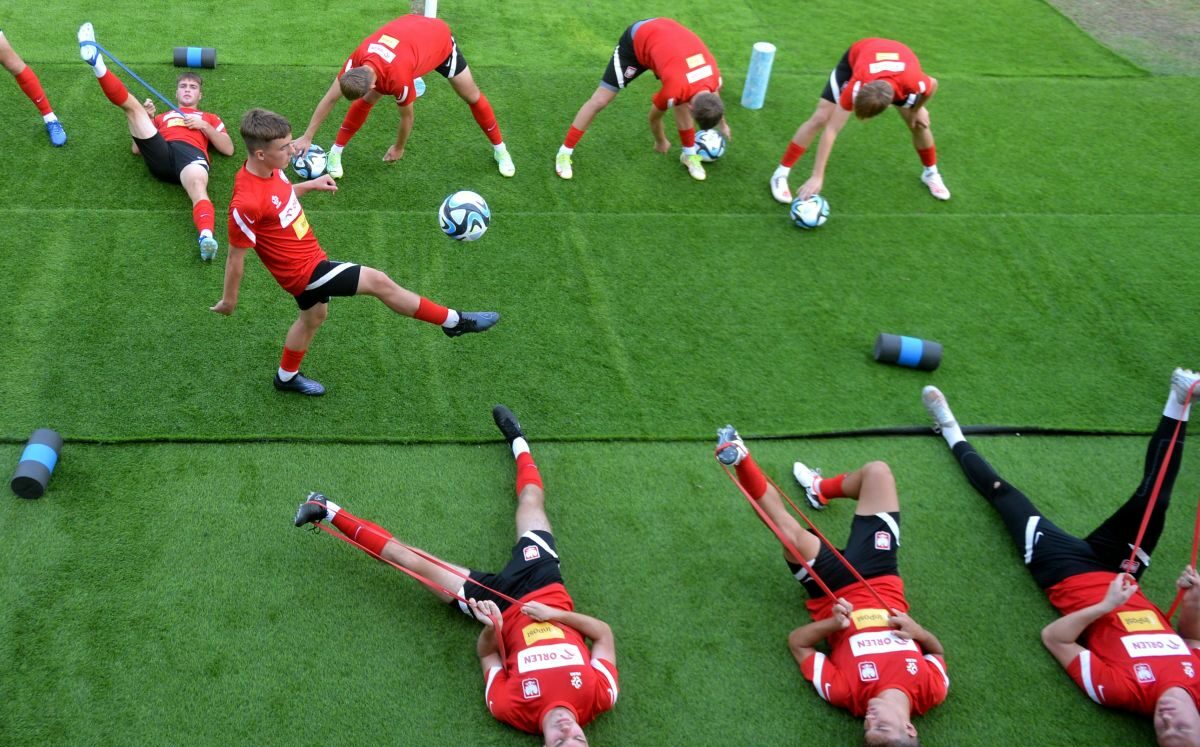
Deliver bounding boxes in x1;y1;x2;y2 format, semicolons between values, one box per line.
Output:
862;460;894;481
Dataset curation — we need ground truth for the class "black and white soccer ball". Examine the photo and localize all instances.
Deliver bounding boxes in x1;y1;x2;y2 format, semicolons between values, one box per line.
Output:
291;144;328;179
790;194;830;230
439;190;491;242
695;129;726;162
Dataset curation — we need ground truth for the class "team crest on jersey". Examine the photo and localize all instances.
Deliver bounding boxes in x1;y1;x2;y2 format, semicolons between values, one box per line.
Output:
624;66;638;80
570;672;583;690
1120;558;1142;574
858;662;879;682
1185;662;1196;678
271;195;282;209
906;658;919;676
875;531;892;551
522;678;542;699
523;545;541;561
1134;663;1156;683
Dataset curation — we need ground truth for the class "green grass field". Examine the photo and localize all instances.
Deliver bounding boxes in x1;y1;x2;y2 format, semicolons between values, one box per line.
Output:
1;1;1197;745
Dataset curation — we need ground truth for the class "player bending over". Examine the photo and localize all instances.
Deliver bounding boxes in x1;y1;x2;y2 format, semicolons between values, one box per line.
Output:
1;28;66;146
556;18;730;182
769;38;949;205
210;108;499;396
717;428;948;746
294;406;619;743
924;368;1200;747
78;23;234;261
294;14;514;179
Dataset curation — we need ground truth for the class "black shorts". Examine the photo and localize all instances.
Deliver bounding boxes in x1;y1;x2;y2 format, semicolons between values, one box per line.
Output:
599;19;653;92
789;512;902;599
819;49;854;105
458;530;564;614
294;260;361;310
433;36;468;79
134;134;208;185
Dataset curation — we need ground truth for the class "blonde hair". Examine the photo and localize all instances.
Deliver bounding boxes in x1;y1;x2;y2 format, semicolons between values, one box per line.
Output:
854;81;894;120
339;66;373;99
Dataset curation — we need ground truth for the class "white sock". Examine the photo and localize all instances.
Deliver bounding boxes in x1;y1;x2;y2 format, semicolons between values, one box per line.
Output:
941;422;966;448
199;229;213;240
493;142;507;154
923;165;940;177
1165;389;1191;422
773;165;791;178
682;146;698;156
441;309;460;328
43;113;58;124
558;145;573;156
323;499;341;522
511;437;530;459
91;56;107;77
277;368;297;382
329;144;343;155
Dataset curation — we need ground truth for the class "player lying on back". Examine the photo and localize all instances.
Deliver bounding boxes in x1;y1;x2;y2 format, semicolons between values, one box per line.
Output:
556;18;729;182
210;108;499;396
78;23;234;261
769;38;950;205
1;27;66;146
293;14;514;180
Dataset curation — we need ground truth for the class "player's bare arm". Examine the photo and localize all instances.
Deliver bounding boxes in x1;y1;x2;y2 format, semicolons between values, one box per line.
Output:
648;105;670;152
1176;566;1200;646
888;610;945;656
296;77;344;153
185;116;234;156
788;597;853;664
384;103;415;162
522;602;617;663
798;106;853;200
294;175;338;197
1041;573;1138;668
211;246;248;315
469;598;504;672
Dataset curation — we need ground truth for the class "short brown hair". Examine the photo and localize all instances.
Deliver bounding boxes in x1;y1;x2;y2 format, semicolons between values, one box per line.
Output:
239;108;291;153
177;72;203;88
691;92;724;130
339;66;373;100
854;81;894;119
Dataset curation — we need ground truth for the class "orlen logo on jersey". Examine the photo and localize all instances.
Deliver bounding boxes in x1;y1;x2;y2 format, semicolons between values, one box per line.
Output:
521;678;541;699
849;631;920;657
1121;633;1189;659
517;643;585;674
278;191;303;229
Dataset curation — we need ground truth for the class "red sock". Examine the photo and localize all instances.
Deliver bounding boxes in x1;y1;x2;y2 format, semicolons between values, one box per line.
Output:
819;473;848;499
334;99;374;147
679;128;696;148
414;297;450;325
735;454;768;500
331;509;393;557
516;452;543;495
917;146;937;168
564;125;585;149
469;93;503;145
781;141;806;168
192;199;214;235
280;347;306;374
14;67;52;115
97;70;130;107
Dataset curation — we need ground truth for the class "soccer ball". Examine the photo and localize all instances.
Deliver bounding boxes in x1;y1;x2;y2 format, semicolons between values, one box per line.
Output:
790;194;830;229
438;190;490;242
695;129;726;162
291;145;327;179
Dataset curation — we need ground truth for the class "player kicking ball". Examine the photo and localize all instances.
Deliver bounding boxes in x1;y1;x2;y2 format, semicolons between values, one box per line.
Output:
210;108;499;396
293;406;619;741
1;28;66;146
769;38;950;205
293;14;514;180
78;23;233;261
556;18;730;182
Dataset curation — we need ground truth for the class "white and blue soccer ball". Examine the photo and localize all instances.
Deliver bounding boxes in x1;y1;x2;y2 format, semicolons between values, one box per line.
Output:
790;194;830;229
695;129;726;162
291;144;327;179
438;190;491;242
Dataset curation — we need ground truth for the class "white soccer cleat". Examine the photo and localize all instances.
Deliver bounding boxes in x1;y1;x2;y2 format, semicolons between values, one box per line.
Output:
921;386;959;434
78;23;99;65
555;151;573;180
921;170;951;200
770;173;793;204
792;461;827;510
681;152;707;181
1171;368;1200;405
495;147;515;178
715;425;748;466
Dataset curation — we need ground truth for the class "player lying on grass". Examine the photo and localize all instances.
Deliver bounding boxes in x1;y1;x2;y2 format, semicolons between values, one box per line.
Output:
769;38;950;205
294;406;618;744
556;17;730;182
294;13;514;179
78;23;234;261
210;108;499;397
1;28;66;146
717;428;948;746
924;368;1200;747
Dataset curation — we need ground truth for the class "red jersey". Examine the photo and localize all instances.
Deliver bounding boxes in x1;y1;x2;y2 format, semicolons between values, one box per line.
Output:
484;583;619;734
227;166;327;296
154;107;225;159
839;38;934;112
632;18;722;110
800;576;949;716
1049;572;1200;715
342;15;454;106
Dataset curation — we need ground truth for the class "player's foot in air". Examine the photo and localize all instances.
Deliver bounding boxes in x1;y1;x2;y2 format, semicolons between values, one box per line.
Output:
494;146;515;177
715;424;747;466
681;152;706;181
273;371;326;396
921;385;958;434
1171;368;1200;405
443;311;500;338
770;171;792;204
555;151;573;180
921;169;951;200
198;235;218;262
45;119;67;147
792;461;827;510
492;405;525;444
326;149;343;179
77;23;99;66
294;491;328;527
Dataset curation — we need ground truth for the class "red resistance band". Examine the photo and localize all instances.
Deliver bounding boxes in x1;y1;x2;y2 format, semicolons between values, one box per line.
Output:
1152;380;1199;620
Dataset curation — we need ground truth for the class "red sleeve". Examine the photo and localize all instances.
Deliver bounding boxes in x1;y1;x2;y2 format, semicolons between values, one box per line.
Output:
800;652;852;709
395;75;417;106
1066;650;1136;708
592;658;620;710
838;84;855;112
918;654;950;711
204;112;226;133
227;191;258;249
483;665;515;721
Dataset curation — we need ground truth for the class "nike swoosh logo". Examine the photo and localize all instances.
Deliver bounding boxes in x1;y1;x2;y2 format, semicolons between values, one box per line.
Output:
1034;531;1044;544
824;683;832;700
1098;685;1105;700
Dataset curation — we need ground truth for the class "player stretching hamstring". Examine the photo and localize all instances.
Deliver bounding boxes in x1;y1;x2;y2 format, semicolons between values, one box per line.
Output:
1;28;66;146
211;108;499;396
78;23;233;261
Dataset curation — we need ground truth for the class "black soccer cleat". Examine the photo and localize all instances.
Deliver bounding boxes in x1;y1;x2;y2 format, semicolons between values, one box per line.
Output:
274;372;326;396
492;405;525;445
444;311;500;338
294;492;328;527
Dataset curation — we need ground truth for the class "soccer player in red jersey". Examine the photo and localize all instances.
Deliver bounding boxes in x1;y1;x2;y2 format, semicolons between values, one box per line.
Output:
293;406;619;742
716;428;949;745
556;18;730;182
1;29;66;146
924;368;1200;746
210;108;500;396
770;38;950;205
293;14;514;180
77;23;234;261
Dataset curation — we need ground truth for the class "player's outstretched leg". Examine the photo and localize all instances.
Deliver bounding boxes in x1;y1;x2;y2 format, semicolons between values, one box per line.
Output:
903;107;949;200
556;87;618;180
274;305;327;396
356;267;499;337
494;405;550;539
0;33;65;146
78;24;157;140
